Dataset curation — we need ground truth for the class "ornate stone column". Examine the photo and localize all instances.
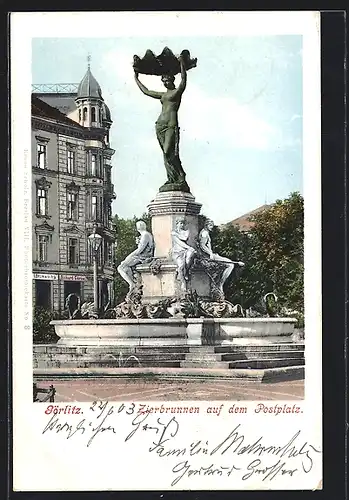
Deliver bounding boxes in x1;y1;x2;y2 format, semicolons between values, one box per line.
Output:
136;191;211;302
148;191;202;258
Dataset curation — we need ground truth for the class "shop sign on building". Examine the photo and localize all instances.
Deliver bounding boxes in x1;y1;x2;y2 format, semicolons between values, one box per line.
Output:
63;275;87;282
33;273;59;281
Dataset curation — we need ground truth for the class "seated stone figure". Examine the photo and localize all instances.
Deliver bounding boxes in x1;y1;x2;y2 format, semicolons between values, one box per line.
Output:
171;217;196;292
117;220;154;297
198;219;245;299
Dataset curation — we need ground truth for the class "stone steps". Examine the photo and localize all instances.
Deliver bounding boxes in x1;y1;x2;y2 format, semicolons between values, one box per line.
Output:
180;361;231;369
189;347;216;353
34;352;188;362
34;345;191;354
215;343;304;353
33;343;305;371
33;365;305;383
35;359;183;369
229;358;305;369
184;353;223;362
222;350;304;361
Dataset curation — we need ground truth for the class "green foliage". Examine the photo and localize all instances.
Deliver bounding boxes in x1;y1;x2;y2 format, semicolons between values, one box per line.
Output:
211;223;256;307
250;192;304;313
33;307;60;344
212;192;304;313
113;212;151;303
294;311;305;329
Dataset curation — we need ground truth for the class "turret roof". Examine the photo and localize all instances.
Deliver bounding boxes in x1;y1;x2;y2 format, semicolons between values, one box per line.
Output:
76;67;103;99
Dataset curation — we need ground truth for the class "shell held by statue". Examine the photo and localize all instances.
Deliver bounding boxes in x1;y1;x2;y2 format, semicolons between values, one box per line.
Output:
133;47;197;76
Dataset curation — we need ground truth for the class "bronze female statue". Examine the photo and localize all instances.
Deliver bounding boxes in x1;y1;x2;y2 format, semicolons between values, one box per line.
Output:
134;50;194;193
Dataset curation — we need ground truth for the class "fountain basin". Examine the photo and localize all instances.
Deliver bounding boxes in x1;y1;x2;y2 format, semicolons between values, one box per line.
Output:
51;317;297;346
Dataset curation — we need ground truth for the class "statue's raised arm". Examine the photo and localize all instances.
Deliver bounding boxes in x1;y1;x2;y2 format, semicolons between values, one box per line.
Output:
134;70;163;100
132;47;197;194
175;55;187;96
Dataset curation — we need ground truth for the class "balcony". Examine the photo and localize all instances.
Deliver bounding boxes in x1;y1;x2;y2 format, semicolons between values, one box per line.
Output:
85;175;104;187
86;220;104;231
33;260;51;268
86;219;115;229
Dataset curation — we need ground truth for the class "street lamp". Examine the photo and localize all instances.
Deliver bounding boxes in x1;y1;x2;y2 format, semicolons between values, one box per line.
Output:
88;227;103;315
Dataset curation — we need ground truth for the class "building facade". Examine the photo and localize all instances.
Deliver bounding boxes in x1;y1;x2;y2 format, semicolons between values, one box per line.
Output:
32;65;116;314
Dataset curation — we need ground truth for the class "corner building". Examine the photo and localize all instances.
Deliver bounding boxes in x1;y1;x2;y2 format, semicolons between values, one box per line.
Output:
32;65;116;314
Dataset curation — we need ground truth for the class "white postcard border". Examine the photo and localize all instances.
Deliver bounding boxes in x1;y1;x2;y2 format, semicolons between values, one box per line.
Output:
11;11;322;491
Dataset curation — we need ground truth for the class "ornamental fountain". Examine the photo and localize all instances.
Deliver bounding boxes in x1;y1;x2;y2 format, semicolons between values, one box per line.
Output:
50;48;298;366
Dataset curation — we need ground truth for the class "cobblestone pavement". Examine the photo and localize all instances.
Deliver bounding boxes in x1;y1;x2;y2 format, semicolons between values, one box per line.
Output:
37;378;304;402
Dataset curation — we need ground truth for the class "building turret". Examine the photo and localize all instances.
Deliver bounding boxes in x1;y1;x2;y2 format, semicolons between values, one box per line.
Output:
75;57;105;129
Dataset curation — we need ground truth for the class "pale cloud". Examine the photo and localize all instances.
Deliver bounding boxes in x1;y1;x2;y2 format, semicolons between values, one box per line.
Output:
180;83;278;151
138;137;159;152
101;47;282;153
101;47;133;83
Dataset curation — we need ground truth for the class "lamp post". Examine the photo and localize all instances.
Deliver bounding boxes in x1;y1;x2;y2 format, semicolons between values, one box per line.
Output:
240;289;244;310
88;227;103;315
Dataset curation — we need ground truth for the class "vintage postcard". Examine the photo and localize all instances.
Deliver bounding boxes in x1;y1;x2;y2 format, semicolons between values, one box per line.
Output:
11;11;322;491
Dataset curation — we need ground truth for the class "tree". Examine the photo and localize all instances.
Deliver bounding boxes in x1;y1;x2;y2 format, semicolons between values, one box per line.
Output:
211;222;257;307
113;212;151;303
211;192;304;313
33;307;60;344
250;192;304;312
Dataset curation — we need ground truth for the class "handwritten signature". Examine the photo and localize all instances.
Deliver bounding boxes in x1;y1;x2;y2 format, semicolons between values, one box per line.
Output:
41;401;321;485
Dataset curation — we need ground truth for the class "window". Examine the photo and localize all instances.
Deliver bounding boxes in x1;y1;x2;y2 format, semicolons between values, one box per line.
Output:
68;238;79;264
99;156;103;178
91;107;96;122
105;167;111;185
37;143;46;169
91;195;97;220
67;149;75;174
89;152;103;177
78;109;81;121
35;280;51;309
107;242;113;265
99;197;104;221
91;154;97;176
38;235;49;261
67;192;78;220
103;241;108;264
83;107;87;121
97;243;103;266
37;188;47;216
87;241;92;264
64;281;81;304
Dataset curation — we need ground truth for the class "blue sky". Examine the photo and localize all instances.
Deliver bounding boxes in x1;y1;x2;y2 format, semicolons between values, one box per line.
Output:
32;36;302;224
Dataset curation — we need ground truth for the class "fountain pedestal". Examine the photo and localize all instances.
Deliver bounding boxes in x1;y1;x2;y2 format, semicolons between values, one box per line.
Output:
148;190;202;258
136;190;212;301
137;261;211;303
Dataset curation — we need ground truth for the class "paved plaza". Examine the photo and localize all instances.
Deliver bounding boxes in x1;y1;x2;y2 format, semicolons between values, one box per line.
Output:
37;377;304;402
